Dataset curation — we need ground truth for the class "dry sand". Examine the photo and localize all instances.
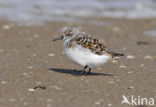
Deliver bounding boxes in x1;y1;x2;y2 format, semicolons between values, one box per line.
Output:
0;18;156;107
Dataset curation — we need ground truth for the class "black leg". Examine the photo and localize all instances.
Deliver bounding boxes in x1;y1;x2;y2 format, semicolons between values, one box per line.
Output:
86;68;91;75
80;65;88;75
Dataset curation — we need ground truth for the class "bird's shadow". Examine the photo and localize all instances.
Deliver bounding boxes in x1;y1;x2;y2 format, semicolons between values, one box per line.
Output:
48;68;114;76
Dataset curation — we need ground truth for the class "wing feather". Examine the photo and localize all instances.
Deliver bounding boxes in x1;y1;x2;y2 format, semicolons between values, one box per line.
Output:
75;32;114;56
68;32;124;58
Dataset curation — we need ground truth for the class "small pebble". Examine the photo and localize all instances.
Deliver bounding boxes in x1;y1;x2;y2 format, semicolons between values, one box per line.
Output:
24;102;28;106
2;25;10;30
33;34;39;38
115;56;120;59
33;53;36;57
127;71;133;73
97;67;102;70
27;66;33;69
49;85;60;90
1;81;6;84
28;88;35;92
144;55;152;59
48;53;55;57
140;64;145;67
94;101;100;105
116;79;120;82
47;99;52;102
111;60;118;64
22;73;29;76
126;55;135;59
119;65;127;69
122;47;126;51
128;86;135;89
108;103;112;106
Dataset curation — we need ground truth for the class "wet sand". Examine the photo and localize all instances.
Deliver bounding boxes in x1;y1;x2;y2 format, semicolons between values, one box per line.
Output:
0;18;156;107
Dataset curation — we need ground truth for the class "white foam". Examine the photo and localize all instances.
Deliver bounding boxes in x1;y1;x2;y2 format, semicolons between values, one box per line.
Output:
0;0;156;25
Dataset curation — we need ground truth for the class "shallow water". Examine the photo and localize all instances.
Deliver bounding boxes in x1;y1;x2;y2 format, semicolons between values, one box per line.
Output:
0;0;156;25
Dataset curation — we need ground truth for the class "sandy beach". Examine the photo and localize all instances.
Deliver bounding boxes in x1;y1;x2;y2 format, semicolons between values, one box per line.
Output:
0;18;156;107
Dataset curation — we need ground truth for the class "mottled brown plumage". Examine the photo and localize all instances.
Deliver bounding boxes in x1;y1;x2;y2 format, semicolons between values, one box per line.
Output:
62;28;124;58
69;32;109;57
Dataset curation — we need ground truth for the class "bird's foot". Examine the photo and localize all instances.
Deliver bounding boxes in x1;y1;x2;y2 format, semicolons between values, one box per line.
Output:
80;70;85;75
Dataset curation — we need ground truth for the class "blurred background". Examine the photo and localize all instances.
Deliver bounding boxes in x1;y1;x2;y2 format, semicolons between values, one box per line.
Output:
0;1;156;107
0;0;156;25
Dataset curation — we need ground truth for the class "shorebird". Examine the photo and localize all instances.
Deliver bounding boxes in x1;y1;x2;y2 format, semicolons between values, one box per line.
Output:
53;28;124;75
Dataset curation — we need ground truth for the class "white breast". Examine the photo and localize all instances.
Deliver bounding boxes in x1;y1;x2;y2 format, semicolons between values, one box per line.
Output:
63;41;110;67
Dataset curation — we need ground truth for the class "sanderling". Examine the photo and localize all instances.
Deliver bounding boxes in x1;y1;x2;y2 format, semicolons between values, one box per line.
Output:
53;28;124;75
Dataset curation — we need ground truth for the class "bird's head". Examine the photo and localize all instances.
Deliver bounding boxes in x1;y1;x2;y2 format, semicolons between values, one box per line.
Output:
53;28;76;41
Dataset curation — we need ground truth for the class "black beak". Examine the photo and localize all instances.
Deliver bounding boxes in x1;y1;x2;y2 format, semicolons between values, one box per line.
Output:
53;35;64;41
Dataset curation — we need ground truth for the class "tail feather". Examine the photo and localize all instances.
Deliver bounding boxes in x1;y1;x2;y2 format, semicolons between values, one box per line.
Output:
112;52;124;57
104;48;124;58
